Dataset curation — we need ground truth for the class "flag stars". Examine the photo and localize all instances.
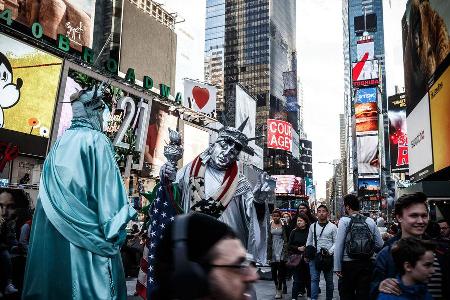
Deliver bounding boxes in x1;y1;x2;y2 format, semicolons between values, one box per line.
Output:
150;231;156;237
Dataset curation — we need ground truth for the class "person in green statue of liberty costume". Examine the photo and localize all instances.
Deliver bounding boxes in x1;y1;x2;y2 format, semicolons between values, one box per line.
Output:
22;83;136;299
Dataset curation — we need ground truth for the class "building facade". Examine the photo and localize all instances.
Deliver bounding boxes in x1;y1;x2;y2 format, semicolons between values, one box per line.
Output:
342;0;390;204
222;0;298;174
205;0;226;113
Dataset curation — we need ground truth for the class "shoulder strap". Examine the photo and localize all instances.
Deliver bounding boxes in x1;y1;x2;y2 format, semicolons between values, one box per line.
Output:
314;222;317;248
318;222;328;238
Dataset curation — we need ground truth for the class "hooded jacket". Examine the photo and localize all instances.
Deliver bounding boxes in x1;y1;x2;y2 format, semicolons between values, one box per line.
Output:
376;276;432;300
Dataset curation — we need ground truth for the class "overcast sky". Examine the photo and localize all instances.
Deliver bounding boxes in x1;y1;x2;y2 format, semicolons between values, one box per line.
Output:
165;0;408;199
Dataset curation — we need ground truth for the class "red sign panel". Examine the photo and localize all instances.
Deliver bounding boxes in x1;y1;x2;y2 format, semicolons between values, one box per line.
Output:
267;119;292;151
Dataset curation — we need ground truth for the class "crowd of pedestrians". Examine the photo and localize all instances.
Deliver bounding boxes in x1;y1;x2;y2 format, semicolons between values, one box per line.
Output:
266;192;449;300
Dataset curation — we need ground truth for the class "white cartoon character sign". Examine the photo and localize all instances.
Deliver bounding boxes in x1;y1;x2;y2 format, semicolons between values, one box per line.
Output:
0;52;22;128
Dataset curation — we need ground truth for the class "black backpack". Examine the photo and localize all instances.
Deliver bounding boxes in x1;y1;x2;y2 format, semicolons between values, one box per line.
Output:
345;215;375;259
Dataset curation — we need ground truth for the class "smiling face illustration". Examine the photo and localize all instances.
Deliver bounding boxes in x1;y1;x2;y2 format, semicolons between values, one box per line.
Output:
0;52;22;128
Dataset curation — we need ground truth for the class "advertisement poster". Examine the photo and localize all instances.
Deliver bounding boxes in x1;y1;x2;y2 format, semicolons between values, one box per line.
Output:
407;94;434;181
273;175;304;195
358;178;379;200
388;93;409;173
355;87;377;103
402;0;450;114
183;79;217;117
144;101;178;177
182;123;210;167
0;33;62;156
357;134;379;174
55;63;152;171
355;102;378;134
267;119;292;151
429;62;450;173
352;59;379;87
1;0;97;51
357;38;374;61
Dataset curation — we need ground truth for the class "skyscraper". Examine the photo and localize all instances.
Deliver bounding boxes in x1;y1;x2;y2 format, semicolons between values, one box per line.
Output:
204;0;226;113
222;0;298;173
342;0;389;201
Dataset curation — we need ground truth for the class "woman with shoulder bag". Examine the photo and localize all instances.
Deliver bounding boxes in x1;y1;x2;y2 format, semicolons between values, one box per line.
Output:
288;213;311;300
268;209;289;299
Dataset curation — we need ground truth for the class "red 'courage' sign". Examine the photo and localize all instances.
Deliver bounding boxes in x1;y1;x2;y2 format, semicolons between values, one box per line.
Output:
267;119;292;151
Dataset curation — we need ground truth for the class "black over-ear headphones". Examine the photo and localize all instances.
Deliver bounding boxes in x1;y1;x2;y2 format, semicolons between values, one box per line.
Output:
171;214;209;299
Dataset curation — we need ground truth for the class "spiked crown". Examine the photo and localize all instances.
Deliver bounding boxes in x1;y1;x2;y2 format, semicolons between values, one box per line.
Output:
215;117;261;156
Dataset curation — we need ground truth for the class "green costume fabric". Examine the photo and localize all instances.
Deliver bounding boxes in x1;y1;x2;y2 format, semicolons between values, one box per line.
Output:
22;120;136;299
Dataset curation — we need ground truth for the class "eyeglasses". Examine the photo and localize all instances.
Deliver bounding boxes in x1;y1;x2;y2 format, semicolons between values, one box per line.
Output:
208;259;257;275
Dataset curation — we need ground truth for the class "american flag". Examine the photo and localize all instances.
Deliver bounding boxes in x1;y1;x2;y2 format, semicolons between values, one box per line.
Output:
146;184;181;299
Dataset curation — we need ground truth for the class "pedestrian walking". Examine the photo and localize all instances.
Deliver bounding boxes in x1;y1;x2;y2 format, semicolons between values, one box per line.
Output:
151;212;259;300
305;204;337;300
370;192;448;300
377;238;436;300
268;209;289;299
334;194;383;300
288;212;311;299
293;202;317;228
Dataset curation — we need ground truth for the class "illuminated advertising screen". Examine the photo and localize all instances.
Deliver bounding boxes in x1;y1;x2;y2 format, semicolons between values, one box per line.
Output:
54;62;152;171
183;79;217;117
355;87;377;103
352;59;379;87
402;0;450;114
0;33;63;157
1;1;97;51
182;123;210;167
388;93;409;173
355;102;378;135
429;61;450;173
358;178;379;200
267;119;292;151
273;175;304;195
407;94;433;181
357;134;379;174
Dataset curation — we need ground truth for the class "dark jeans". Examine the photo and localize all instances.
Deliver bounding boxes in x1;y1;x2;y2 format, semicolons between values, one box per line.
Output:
270;261;286;290
0;249;12;290
292;258;311;299
339;260;373;300
309;259;334;300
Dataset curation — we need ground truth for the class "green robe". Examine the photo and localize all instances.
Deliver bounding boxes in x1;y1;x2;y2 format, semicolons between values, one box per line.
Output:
23;123;136;300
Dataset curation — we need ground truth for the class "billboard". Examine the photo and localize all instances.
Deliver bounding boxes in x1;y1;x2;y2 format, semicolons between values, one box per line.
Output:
291;129;300;159
1;1;97;51
267;119;292;151
182;123;210;167
407;94;433;181
144;101;178;177
273;175;304;195
429;61;450;173
357;38;374;61
354;13;377;34
0;33;62;157
402;0;450;114
54;62;152;172
355;87;377;103
388;93;409;173
357;134;379;174
352;59;379;87
235;84;256;143
358;178;379;200
355;102;378;134
183;79;217;117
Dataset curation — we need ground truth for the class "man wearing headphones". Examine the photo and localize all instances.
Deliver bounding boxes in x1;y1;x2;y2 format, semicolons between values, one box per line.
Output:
151;212;259;300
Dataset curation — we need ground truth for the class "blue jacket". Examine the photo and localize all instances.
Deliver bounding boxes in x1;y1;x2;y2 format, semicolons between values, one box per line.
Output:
370;234;401;300
377;276;433;300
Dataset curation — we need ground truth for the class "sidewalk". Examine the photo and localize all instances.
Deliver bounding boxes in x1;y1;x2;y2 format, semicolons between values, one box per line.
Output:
126;274;340;300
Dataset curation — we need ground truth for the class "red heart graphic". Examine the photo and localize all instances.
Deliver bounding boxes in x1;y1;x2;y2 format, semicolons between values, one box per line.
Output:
192;86;210;109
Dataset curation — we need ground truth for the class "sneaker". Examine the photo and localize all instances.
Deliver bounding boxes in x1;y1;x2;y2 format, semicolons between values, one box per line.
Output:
4;283;18;295
275;289;282;299
298;293;304;297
